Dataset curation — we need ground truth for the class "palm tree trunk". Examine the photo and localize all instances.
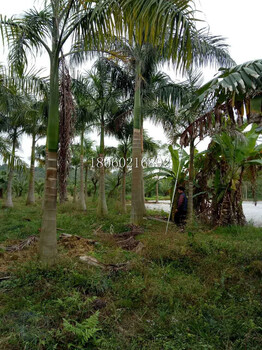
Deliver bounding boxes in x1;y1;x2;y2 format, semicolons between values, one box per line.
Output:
39;51;60;264
79;129;86;210
141;176;146;213
26;133;36;205
156;178;159;203
140;121;146;214
4;132;16;208
40;151;58;264
97;119;108;216
187;138;194;224
93;180;97;199
5;168;14;208
121;156;127;213
73;167;77;203
84;164;88;199
42;143;48;210
131;61;144;225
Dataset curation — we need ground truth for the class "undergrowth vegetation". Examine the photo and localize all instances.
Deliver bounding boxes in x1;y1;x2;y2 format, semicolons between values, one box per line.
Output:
0;198;262;349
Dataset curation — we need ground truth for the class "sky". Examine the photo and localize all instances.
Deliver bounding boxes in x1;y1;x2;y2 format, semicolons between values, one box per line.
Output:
1;0;262;163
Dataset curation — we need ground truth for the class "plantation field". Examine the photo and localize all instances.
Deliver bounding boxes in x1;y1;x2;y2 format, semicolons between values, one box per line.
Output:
0;198;262;349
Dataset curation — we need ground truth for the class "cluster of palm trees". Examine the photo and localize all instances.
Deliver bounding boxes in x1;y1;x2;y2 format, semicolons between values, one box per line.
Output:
1;0;262;265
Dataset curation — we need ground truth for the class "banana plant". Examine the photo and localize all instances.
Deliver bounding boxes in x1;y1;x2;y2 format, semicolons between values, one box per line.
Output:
208;125;262;225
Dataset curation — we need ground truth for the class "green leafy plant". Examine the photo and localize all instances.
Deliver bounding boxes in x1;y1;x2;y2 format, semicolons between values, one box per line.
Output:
63;311;101;349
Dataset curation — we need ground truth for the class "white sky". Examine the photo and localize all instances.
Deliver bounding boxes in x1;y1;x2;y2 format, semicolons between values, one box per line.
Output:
1;0;262;163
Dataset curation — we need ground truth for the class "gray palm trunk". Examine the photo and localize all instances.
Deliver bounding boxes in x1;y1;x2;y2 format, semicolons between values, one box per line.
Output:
140;124;146;214
4;132;16;208
187;138;195;224
131;62;144;225
131;129;144;224
156;178;159;203
40;151;58;264
26;133;36;205
84;164;88;200
42;144;48;210
121;159;127;212
73;167;77;203
97;120;108;216
39;50;60;264
5;168;14;208
79;130;86;210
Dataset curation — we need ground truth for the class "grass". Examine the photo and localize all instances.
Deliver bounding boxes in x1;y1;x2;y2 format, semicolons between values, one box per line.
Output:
0;197;262;349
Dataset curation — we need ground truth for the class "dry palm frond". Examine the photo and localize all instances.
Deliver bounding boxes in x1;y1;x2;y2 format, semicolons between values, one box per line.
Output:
58;56;75;203
1;235;39;252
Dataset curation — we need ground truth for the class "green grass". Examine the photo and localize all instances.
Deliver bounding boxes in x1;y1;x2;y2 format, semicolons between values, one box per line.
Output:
145;196;170;201
0;197;262;349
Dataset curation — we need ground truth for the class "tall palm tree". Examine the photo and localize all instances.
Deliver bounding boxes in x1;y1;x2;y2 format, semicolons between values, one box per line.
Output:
0;0;235;261
70;0;234;225
0;0;131;263
107;32;233;224
0;86;28;208
58;57;75;204
81;59;132;216
24;100;47;205
70;143;81;203
83;139;95;201
72;77;97;211
106;117;133;212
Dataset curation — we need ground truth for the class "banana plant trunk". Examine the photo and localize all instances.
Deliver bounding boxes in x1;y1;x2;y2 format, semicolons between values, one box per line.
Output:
26;133;36;205
131;61;144;225
187;138;195;224
4;131;16;208
79;129;86;210
97;119;108;216
39;51;60;264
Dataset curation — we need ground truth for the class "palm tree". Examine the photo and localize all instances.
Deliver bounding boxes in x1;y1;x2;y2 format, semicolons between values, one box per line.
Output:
0;0;132;263
81;59;131;216
24;100;47;205
70;0;234;225
110;34;233;224
83;139;95;201
70;144;81;203
0;0;235;261
0;87;28;208
106;119;133;212
72;77;97;211
58;58;75;204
